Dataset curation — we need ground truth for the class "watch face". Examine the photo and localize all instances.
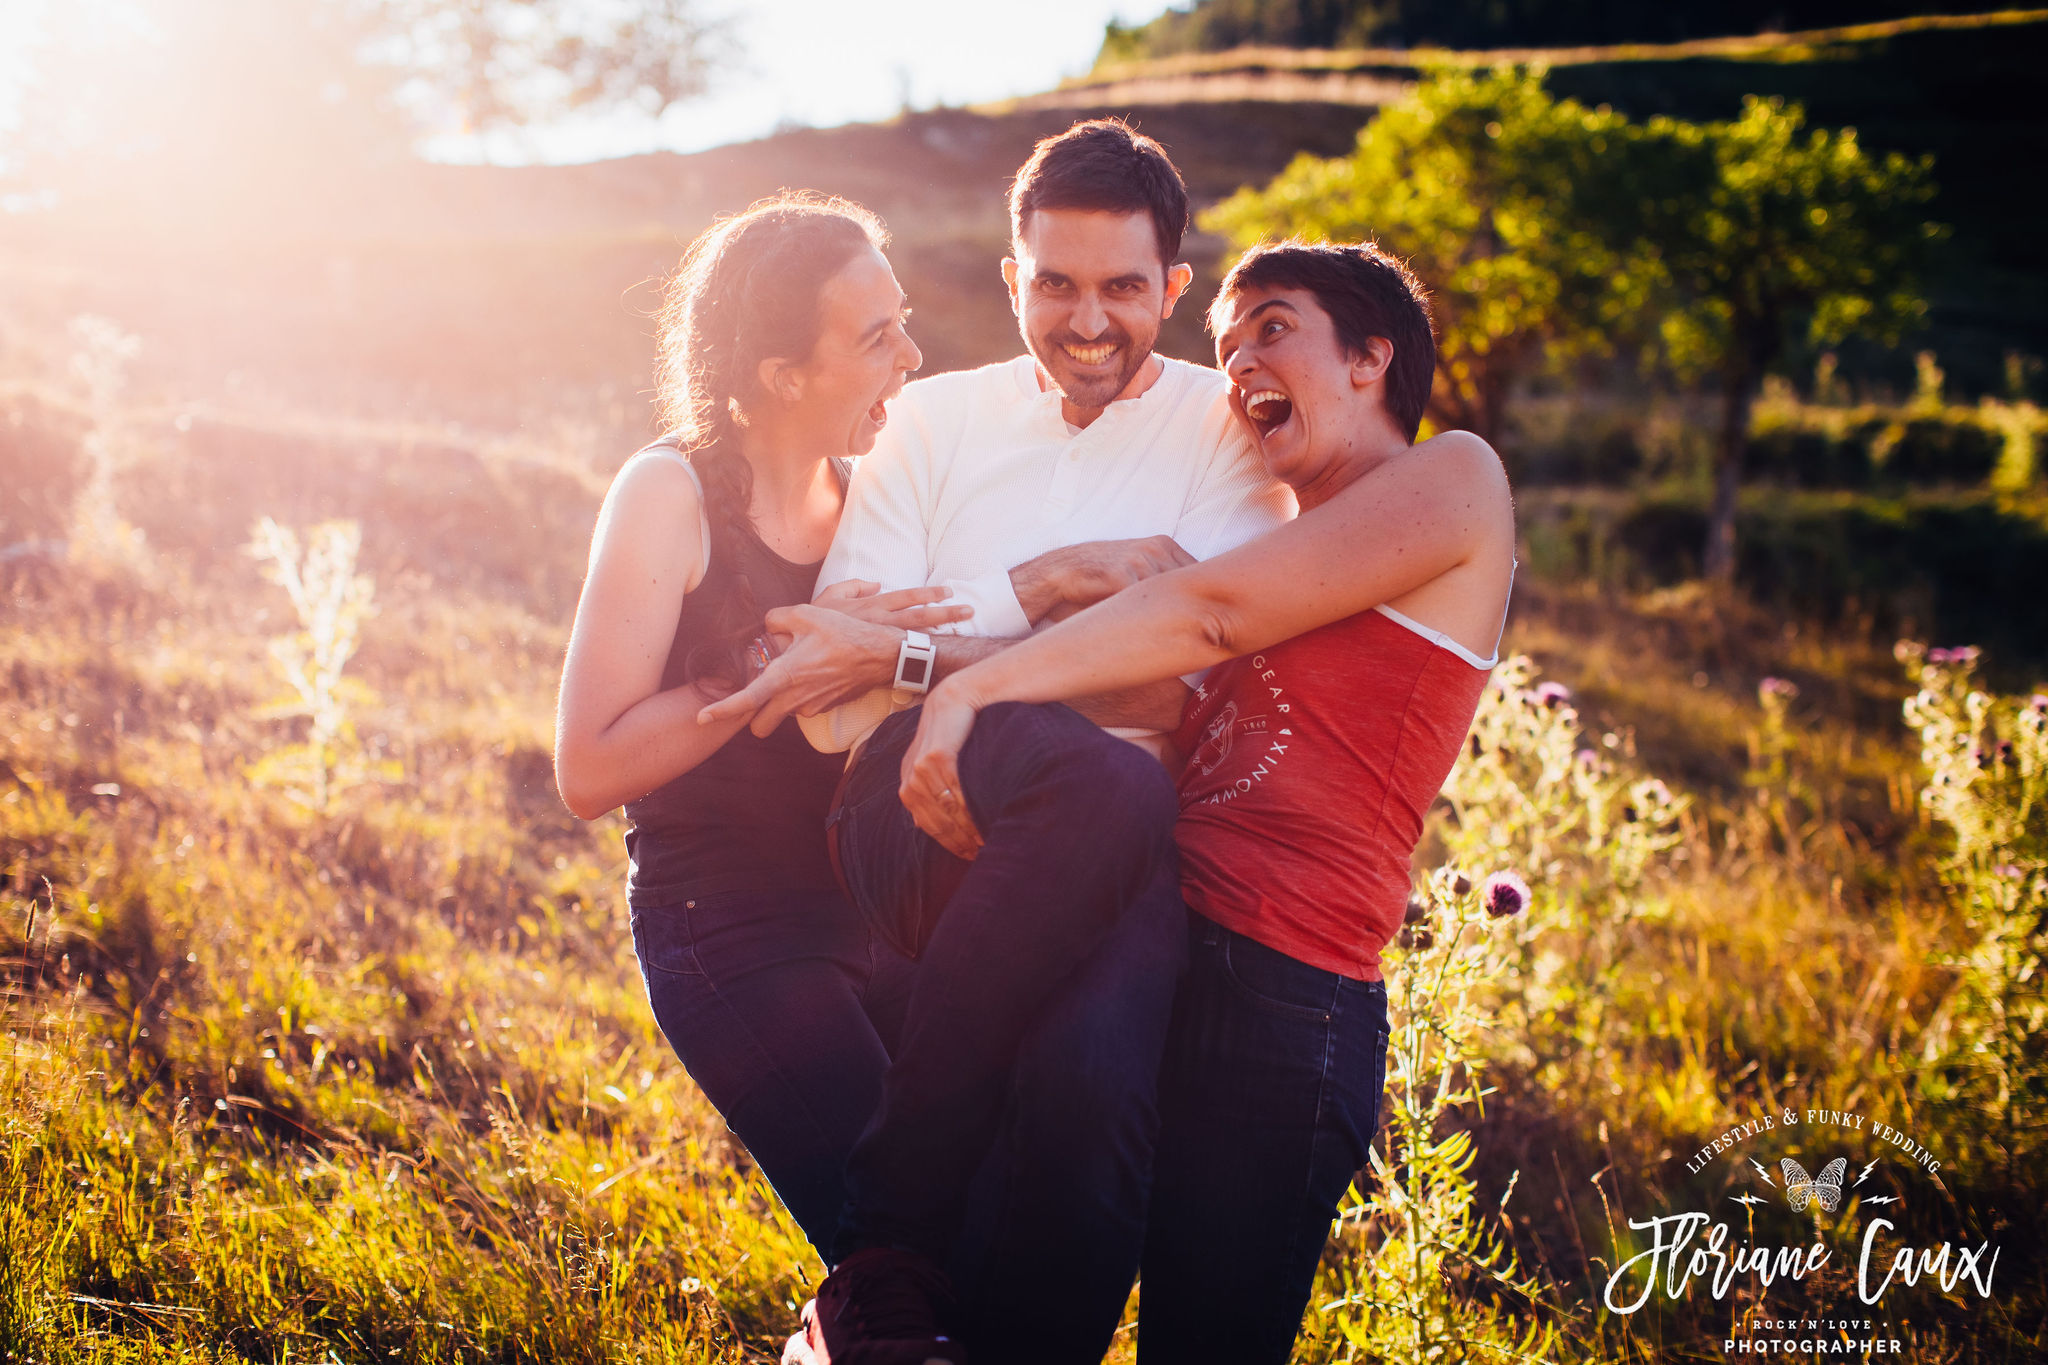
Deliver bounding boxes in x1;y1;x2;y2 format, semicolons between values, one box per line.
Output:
901;653;933;690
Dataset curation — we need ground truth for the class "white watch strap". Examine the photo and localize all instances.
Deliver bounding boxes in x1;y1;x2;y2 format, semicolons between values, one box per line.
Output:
893;629;936;695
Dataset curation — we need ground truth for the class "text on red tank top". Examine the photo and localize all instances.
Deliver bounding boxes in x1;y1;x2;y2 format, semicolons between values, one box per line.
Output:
1172;608;1493;981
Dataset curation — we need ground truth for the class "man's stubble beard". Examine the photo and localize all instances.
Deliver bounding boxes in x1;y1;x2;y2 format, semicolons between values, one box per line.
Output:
1029;323;1157;416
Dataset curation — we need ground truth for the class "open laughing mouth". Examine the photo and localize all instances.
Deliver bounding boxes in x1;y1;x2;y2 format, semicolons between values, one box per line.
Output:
867;380;905;427
1061;340;1120;367
1242;388;1295;438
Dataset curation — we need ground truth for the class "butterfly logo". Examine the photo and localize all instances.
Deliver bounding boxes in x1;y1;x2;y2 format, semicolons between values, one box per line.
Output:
1781;1157;1847;1212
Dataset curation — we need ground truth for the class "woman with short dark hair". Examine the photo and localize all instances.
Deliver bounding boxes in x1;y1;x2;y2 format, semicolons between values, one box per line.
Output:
899;239;1518;1364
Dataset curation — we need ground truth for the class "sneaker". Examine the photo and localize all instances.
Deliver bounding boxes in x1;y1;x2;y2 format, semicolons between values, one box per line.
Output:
811;1246;965;1365
782;1299;823;1365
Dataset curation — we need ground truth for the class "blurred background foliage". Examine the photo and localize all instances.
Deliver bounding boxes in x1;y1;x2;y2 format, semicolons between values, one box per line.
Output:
2;1;2045;1360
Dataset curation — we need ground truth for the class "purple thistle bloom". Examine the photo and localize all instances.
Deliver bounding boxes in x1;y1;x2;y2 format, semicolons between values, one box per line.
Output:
1759;676;1799;700
1928;648;1953;665
1995;864;2024;879
1575;748;1599;771
2031;695;2047;714
1482;871;1530;919
1535;681;1572;709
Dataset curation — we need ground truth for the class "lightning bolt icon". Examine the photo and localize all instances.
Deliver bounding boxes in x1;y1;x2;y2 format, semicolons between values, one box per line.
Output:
1853;1159;1880;1187
1864;1195;1898;1206
1751;1158;1775;1186
1732;1193;1767;1208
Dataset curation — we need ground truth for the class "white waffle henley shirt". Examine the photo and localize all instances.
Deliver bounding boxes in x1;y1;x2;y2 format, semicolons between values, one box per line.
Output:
802;353;1295;754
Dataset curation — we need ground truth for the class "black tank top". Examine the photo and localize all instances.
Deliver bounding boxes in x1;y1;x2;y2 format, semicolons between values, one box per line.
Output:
623;444;850;906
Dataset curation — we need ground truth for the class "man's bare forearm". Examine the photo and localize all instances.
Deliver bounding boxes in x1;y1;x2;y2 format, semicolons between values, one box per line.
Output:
940;635;1186;729
933;634;1014;682
1067;677;1190;731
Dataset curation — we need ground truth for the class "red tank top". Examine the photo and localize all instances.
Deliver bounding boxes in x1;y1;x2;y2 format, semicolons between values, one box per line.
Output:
1172;606;1495;981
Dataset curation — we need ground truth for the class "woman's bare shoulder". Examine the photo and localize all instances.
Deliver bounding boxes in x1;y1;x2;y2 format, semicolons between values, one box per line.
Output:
588;448;710;589
1414;429;1508;480
608;446;703;503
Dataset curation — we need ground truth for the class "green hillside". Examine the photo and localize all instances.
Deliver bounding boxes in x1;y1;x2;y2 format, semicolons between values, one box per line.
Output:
1078;9;2048;397
1102;0;2016;53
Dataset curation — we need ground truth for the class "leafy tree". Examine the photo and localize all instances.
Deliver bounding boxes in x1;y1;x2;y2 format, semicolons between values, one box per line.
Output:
1202;67;1655;443
1626;97;1939;581
1206;70;1940;584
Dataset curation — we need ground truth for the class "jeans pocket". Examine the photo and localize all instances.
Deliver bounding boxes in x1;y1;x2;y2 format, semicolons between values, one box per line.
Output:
630;902;705;978
831;782;931;960
1218;931;1340;1019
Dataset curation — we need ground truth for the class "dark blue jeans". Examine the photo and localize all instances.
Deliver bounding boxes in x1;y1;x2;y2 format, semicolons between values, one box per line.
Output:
630;885;916;1255
830;701;1188;1365
1137;914;1391;1365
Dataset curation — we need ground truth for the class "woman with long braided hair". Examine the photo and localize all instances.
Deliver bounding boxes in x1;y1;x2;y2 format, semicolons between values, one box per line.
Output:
554;192;962;1255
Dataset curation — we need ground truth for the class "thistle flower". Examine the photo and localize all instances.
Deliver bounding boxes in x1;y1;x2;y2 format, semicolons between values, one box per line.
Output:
1574;748;1599;772
1759;676;1799;700
2031;694;2047;715
1535;681;1572;709
1482;871;1530;918
1451;870;1473;897
1403;895;1429;926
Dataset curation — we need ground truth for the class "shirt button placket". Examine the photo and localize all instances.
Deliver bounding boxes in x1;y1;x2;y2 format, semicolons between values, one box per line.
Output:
1046;433;1081;514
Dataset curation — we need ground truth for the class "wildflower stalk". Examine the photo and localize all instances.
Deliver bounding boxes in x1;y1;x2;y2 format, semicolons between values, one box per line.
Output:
244;517;393;811
1316;871;1554;1364
1896;642;2048;1186
65;314;150;570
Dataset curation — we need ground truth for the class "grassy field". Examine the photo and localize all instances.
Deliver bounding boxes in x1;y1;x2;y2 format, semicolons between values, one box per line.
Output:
3;13;2044;1356
2;361;2043;1360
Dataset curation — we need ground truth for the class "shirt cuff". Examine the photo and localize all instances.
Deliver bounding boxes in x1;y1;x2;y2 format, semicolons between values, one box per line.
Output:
939;567;1033;640
798;688;907;755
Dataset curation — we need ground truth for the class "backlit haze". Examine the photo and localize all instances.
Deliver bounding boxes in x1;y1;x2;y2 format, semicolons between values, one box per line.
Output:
438;0;1180;163
0;0;1179;174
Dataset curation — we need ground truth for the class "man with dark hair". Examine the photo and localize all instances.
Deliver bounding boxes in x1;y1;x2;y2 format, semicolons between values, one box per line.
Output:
1009;116;1191;263
712;118;1293;1365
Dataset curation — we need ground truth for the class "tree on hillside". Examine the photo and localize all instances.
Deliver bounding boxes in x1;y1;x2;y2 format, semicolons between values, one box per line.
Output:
1625;97;1939;582
1202;67;1656;444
